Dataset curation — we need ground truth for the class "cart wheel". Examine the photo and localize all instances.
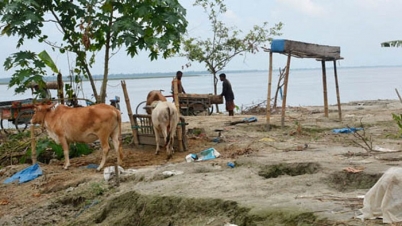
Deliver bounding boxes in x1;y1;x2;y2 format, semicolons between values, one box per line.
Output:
136;101;147;115
180;108;189;116
0;119;10;134
188;103;208;116
15;110;34;133
207;105;214;115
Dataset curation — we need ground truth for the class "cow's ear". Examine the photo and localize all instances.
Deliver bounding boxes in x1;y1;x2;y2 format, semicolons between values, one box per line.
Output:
33;104;40;110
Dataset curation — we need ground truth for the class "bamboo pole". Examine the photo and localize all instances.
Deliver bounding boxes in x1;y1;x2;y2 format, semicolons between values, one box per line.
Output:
57;73;64;104
173;78;184;152
396;88;402;104
30;125;36;164
266;51;273;131
333;60;342;121
121;80;139;146
281;53;291;128
321;61;329;117
114;164;120;187
180;117;188;151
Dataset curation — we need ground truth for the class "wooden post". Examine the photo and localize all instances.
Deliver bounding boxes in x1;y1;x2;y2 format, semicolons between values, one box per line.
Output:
266;51;273;131
114;164;120;187
180;117;188;151
31;125;37;164
281;53;291;128
173;78;184;152
333;60;342;121
396;88;402;104
321;61;329;117
121;80;139;146
57;73;64;104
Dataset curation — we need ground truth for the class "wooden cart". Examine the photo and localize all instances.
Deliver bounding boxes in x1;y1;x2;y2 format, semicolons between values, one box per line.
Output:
177;93;223;116
135;93;223;116
0;98;39;134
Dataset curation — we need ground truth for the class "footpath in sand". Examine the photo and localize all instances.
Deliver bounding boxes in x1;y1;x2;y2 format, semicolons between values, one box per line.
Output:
0;99;402;225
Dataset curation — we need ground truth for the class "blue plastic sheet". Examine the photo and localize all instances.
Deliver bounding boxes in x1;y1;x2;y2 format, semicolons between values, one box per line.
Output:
3;163;43;184
332;127;363;134
243;116;257;123
197;148;220;161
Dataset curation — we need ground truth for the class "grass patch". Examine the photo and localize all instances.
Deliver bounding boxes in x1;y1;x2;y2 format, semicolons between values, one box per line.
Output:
258;162;321;179
68;191;330;226
325;171;382;192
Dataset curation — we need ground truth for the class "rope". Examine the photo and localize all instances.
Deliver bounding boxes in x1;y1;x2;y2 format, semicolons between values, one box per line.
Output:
75;199;99;218
107;82;121;88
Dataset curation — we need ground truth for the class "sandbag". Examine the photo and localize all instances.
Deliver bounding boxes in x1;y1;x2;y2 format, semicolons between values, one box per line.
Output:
358;167;402;223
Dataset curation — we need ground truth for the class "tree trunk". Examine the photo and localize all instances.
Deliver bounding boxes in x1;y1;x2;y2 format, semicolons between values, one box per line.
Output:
57;72;64;104
82;59;99;103
100;10;114;104
213;73;220;113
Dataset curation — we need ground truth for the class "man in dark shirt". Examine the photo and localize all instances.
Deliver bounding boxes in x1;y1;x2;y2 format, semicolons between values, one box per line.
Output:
219;73;235;116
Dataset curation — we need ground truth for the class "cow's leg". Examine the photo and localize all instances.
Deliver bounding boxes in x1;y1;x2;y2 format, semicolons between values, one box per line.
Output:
161;128;172;159
169;117;178;155
60;139;70;170
166;139;172;158
97;137;111;171
111;129;123;167
153;126;161;155
162;128;172;158
169;132;175;154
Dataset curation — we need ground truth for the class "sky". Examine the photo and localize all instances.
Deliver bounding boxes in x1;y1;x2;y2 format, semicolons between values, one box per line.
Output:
1;0;402;78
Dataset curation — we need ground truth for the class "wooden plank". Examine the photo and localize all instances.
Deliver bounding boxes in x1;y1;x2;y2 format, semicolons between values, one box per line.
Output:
281;53;292;128
138;135;164;146
271;39;341;59
266;50;273;130
173;78;184;152
178;93;222;104
31;125;36;164
333;60;342;121
178;93;211;98
138;135;181;148
321;61;329;117
396;88;402;104
121;80;139;146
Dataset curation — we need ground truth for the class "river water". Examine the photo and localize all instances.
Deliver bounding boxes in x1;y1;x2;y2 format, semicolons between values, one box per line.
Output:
1;66;402;124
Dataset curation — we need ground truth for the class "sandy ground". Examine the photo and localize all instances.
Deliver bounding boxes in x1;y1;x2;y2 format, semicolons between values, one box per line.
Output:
0;99;402;225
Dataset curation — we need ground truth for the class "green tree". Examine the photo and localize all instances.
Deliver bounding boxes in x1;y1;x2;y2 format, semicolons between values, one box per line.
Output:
0;0;187;103
180;0;283;112
381;40;402;47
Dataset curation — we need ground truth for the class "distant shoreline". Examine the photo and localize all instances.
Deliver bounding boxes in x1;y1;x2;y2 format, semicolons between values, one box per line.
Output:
1;65;402;85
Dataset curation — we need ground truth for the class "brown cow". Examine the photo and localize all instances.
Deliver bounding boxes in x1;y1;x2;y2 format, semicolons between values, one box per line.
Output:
145;90;167;114
151;101;179;158
31;103;123;171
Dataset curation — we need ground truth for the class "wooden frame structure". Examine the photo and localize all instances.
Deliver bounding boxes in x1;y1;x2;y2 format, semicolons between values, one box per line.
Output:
266;39;343;128
132;114;188;151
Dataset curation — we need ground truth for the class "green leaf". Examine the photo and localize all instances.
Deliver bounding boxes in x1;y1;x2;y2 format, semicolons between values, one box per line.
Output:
38;50;59;73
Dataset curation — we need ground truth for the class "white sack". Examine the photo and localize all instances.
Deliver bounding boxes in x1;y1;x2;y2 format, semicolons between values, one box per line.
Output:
358;167;402;223
103;166;124;181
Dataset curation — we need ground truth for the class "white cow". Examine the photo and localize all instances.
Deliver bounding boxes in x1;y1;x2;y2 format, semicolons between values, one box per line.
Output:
151;101;179;158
